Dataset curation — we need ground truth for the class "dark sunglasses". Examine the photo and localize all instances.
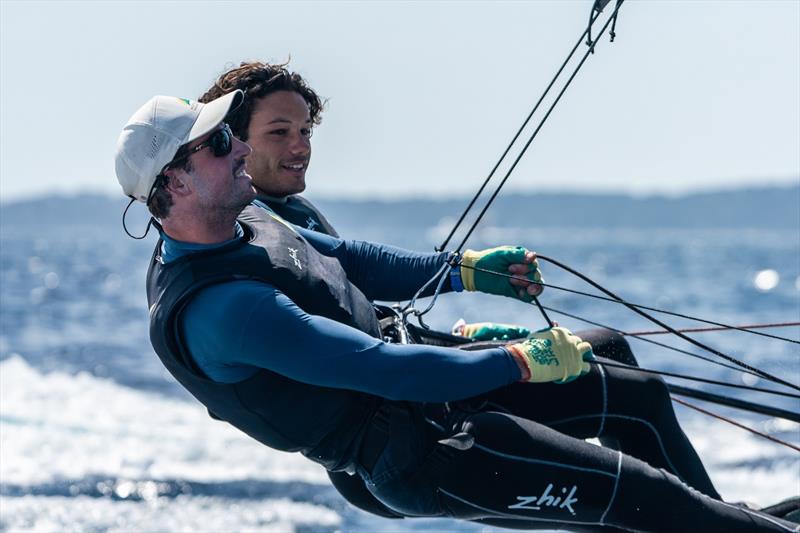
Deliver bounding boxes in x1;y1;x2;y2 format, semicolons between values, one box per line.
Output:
187;123;234;158
167;124;234;169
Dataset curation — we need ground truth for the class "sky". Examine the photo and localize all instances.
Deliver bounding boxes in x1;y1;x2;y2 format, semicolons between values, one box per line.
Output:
1;0;799;202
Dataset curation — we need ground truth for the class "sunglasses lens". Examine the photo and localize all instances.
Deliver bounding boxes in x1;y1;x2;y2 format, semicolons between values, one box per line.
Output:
212;127;233;157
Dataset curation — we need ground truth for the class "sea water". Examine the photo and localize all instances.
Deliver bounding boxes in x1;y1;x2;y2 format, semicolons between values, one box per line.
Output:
1;201;799;532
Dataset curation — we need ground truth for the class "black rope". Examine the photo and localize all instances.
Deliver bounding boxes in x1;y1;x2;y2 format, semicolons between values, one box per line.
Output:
543;283;800;344
541;305;771;381
402;261;451;329
532;296;555;328
609;0;622;42
537;254;800;392
435;4;607;252
668;384;800;424
586;0;613;51
591;360;800;401
456;261;799;392
462;264;800;344
439;0;626;255
461;263;800;345
453;2;625;255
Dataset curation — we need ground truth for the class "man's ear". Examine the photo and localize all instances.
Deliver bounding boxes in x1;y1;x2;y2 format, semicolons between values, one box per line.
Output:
163;168;192;197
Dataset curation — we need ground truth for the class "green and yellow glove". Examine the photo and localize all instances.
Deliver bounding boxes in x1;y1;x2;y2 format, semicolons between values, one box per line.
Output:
505;327;593;384
460;246;543;302
453;320;532;341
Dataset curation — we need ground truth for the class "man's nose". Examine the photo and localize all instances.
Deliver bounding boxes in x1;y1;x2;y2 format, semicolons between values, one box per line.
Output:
288;131;310;155
233;136;252;157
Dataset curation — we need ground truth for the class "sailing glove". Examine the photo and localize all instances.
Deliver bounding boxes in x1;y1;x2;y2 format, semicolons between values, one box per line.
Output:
452;319;531;341
506;327;593;383
460;246;543;302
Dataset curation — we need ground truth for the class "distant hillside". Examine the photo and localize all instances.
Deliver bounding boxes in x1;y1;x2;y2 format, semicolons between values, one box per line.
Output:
316;186;800;230
2;186;798;233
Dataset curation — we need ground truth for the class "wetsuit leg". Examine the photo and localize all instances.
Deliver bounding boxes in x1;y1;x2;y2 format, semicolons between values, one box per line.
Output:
574;329;637;367
423;410;798;532
332;328;637;518
480;357;720;499
569;328;637;453
326;470;404;518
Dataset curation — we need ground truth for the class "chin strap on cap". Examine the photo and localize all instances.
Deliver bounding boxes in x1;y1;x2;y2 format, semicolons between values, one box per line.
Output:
122;196;155;240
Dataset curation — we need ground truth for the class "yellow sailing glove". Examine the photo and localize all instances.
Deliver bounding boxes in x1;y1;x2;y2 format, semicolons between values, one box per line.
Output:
460;246;543;302
505;327;593;384
452;320;531;341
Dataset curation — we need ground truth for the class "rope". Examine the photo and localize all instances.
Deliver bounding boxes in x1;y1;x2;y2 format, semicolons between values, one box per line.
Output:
449;0;626;255
403;0;796;443
592;360;800;401
541;305;773;381
671;397;800;453
667;384;800;423
435;2;608;252
627;322;800;338
537;254;800;392
494;272;799;344
458;262;800;344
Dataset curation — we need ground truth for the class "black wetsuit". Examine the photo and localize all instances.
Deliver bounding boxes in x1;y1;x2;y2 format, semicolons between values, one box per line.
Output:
256;194;339;237
365;365;794;533
236;196;795;531
328;329;644;522
147;205;796;532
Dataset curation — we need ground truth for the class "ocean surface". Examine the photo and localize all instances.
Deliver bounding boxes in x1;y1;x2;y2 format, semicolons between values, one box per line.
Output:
1;192;799;532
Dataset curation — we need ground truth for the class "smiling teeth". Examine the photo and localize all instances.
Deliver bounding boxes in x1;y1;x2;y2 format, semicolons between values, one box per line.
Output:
285;163;304;170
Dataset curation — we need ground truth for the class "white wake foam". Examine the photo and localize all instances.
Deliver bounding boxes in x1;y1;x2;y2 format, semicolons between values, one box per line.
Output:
1;355;328;486
2;355;797;532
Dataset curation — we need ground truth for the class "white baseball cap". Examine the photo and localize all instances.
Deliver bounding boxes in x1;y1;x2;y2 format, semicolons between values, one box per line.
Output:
115;90;243;202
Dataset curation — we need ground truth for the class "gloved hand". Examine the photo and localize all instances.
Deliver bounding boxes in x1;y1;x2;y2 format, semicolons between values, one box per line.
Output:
460;246;543;302
452;320;531;341
505;327;593;383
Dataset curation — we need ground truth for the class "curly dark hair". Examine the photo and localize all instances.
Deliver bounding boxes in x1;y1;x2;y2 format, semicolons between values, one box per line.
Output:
199;61;324;141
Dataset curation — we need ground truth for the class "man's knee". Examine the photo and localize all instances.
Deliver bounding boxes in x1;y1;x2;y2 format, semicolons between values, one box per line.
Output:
578;328;638;366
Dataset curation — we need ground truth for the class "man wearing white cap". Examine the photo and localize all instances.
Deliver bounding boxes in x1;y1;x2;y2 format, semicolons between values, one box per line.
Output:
115;91;795;532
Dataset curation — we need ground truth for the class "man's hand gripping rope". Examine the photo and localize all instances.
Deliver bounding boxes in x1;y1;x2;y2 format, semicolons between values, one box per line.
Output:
458;246;544;302
507;327;595;384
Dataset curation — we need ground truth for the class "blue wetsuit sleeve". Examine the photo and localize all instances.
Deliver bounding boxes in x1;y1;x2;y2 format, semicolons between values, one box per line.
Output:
295;226;451;301
180;280;521;401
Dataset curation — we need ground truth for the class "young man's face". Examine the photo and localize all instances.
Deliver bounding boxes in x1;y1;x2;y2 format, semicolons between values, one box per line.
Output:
245;90;313;197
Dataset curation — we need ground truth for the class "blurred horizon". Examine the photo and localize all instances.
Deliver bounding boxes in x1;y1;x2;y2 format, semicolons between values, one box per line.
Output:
2;177;798;205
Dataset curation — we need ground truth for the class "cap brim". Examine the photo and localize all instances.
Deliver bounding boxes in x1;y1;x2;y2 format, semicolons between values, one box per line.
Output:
186;89;244;143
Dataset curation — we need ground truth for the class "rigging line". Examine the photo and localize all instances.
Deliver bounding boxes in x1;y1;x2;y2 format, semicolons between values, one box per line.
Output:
435;5;606;252
543;281;800;344
539;254;800;391
545;281;800;344
532;295;555;328
401;261;450;315
590;360;800;400
586;0;613;50
627;322;800;337
541;305;770;381
460;263;800;345
626;322;800;334
667;384;800;424
670;397;800;453
409;263;451;329
455;262;798;390
452;0;626;255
